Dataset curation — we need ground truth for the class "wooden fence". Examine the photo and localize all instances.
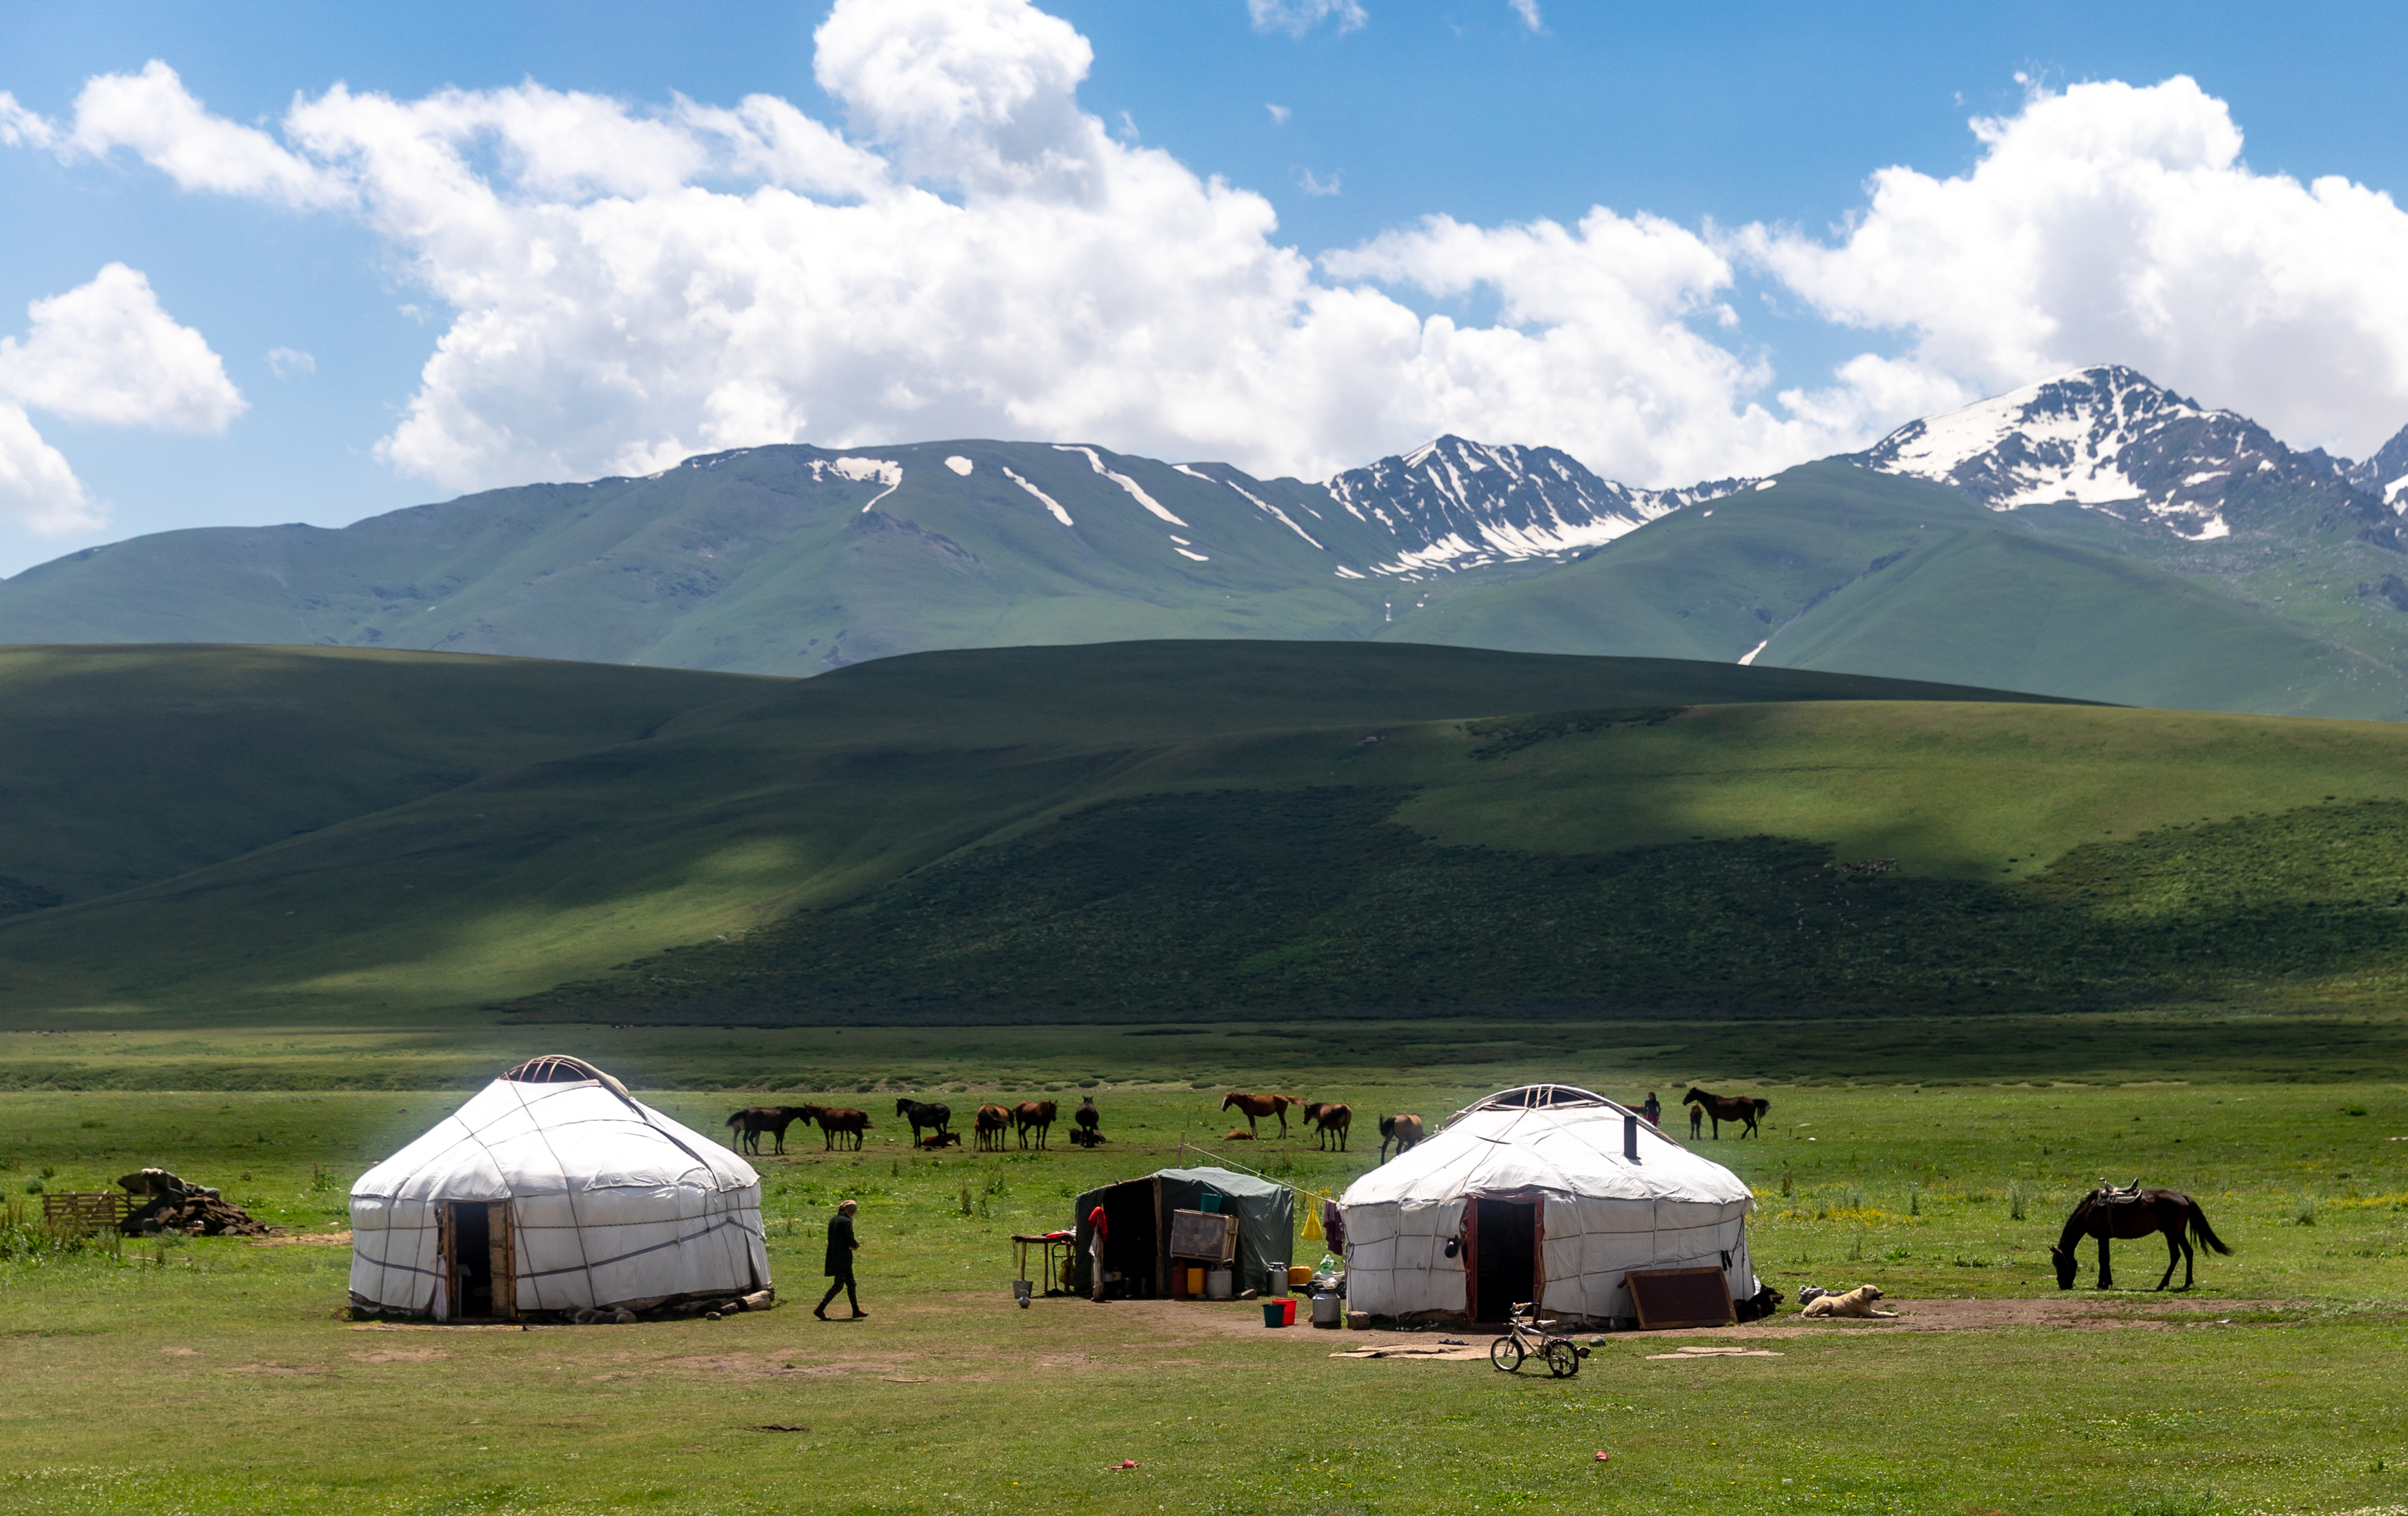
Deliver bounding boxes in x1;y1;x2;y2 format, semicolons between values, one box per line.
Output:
42;1192;131;1232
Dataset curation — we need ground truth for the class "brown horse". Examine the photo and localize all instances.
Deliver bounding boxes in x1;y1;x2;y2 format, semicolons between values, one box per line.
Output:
1303;1101;1352;1151
1683;1086;1769;1139
1222;1091;1300;1138
973;1104;1011;1151
814;1106;869;1151
1014;1099;1058;1150
2053;1187;2233;1291
1377;1113;1424;1161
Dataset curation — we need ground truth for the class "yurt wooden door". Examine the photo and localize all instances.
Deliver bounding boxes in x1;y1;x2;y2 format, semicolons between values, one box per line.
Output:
1465;1196;1542;1325
438;1201;516;1320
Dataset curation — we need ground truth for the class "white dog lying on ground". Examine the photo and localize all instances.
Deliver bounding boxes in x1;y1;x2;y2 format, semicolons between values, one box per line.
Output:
1799;1284;1898;1318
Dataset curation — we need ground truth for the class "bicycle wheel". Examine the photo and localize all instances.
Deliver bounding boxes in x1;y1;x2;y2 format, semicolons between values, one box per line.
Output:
1489;1335;1524;1373
1543;1339;1580;1379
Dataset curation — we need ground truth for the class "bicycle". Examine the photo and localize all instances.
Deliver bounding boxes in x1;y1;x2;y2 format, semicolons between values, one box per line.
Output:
1488;1301;1589;1377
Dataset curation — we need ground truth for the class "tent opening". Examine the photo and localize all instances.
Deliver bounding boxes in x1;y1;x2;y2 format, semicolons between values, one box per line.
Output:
444;1200;509;1319
1099;1182;1159;1297
1470;1197;1537;1324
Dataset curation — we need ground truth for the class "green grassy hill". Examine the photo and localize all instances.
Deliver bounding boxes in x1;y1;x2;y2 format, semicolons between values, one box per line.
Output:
9;639;2408;1028
0;442;1435;672
1397;463;2408;719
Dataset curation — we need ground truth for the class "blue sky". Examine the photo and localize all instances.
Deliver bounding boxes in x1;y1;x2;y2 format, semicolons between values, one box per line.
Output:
1;0;2404;576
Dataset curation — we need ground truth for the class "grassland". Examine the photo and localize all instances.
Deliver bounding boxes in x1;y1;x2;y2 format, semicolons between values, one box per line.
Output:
22;642;2408;1028
0;641;2082;1026
5;1065;2407;1516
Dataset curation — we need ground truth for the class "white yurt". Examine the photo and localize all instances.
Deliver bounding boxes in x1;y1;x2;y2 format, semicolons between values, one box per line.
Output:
1338;1085;1760;1326
349;1056;769;1320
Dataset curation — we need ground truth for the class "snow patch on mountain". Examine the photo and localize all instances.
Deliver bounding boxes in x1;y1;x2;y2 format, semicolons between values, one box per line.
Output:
808;455;902;511
1001;465;1074;527
1056;445;1188;527
2347;424;2408;514
1175;463;1325;549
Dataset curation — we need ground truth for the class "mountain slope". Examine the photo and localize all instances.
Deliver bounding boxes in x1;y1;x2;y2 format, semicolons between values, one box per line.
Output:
0;437;1705;675
0;640;2084;1024
1393;462;2408;718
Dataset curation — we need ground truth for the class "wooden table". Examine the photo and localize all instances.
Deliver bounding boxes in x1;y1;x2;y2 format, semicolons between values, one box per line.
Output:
1011;1233;1076;1296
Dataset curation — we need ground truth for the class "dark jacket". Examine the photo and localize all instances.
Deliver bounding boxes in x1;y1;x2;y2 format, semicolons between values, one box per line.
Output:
824;1213;858;1277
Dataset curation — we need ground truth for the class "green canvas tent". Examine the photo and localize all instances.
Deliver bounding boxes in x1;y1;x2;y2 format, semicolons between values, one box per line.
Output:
1070;1166;1295;1299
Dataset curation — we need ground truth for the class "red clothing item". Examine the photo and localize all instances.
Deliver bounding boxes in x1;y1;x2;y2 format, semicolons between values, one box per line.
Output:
1088;1205;1108;1237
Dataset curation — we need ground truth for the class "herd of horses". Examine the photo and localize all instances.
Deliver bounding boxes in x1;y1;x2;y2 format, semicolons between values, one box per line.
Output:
723;1096;1102;1156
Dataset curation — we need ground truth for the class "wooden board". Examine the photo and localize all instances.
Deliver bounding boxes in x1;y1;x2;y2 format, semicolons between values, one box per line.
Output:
1625;1266;1736;1330
1167;1208;1236;1264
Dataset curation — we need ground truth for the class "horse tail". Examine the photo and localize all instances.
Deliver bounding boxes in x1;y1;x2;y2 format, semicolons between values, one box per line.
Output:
2187;1199;2235;1255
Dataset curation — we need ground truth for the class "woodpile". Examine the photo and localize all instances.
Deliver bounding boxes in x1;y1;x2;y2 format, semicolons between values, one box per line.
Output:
114;1168;273;1236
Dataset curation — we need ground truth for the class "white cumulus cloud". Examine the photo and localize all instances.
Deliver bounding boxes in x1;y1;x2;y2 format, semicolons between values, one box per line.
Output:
1740;76;2408;458
0;264;243;534
0;263;246;431
0;401;99;535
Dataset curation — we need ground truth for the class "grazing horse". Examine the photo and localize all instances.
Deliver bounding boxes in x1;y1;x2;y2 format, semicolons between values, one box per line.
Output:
814;1106;869;1151
1222;1091;1301;1138
1683;1086;1769;1140
1074;1096;1101;1140
1303;1101;1352;1151
1377;1113;1425;1161
895;1099;952;1146
2053;1186;2233;1291
1014;1099;1058;1150
724;1106;811;1156
973;1104;1011;1151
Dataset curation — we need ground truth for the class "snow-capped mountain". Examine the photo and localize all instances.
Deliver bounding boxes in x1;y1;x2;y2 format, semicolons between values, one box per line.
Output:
1319;435;1748;577
2346;424;2408;511
1847;365;2372;540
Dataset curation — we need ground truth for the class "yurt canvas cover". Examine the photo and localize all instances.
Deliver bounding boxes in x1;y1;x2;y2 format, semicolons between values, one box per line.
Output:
1070;1166;1295;1298
1338;1086;1756;1325
349;1057;768;1319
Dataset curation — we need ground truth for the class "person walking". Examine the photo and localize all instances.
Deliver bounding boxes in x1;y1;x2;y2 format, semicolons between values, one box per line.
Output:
1087;1203;1109;1303
816;1198;865;1320
1641;1091;1662;1128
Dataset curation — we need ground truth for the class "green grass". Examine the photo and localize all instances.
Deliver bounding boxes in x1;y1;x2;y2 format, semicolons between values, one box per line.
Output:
17;641;2408;1026
5;1073;2408;1515
0;640;2089;1026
